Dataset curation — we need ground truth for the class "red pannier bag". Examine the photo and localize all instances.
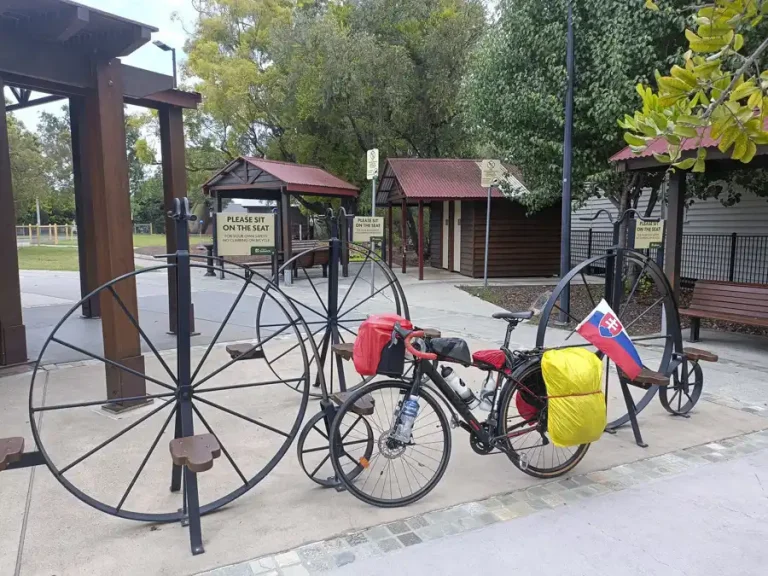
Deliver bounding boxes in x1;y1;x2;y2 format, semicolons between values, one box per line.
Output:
353;314;413;377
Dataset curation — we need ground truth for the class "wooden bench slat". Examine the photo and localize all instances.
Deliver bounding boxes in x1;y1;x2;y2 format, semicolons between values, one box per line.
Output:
632;368;669;387
332;392;375;416
694;281;768;294
681;308;768;326
332;343;354;361
169;434;221;473
685;304;768;319
693;290;768;307
0;437;25;472
681;280;768;342
683;347;718;362
226;344;265;361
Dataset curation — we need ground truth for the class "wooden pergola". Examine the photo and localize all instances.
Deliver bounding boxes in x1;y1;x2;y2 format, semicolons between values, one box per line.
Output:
202;157;359;267
0;0;200;408
610;125;768;298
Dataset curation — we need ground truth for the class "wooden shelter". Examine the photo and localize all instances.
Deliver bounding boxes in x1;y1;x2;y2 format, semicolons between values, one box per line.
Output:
610;123;768;298
202;157;359;265
0;0;200;407
376;159;562;280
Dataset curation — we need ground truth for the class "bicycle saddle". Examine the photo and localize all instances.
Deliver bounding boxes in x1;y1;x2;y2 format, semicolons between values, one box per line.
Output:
492;311;534;321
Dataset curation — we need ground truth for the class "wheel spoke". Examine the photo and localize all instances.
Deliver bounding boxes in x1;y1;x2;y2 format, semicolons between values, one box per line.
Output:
580;271;597;308
551;302;581;325
302;267;329;315
337;279;397;321
60;398;175;475
191;278;250;383
336;251;372;314
108;286;177;385
51;337;175;392
192;403;248;486
269;323;328;365
622;296;665;332
281;291;329;323
191;322;294;389
337;322;358;339
32;391;175;413
116;405;177;511
619;261;649;319
194;377;304;395
309;453;331;478
194;396;290;438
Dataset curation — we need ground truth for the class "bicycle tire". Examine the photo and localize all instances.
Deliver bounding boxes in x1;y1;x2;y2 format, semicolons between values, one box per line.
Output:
329;380;451;508
498;357;590;479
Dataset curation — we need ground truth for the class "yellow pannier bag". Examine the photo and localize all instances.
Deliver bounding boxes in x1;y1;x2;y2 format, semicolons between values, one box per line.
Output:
541;348;606;447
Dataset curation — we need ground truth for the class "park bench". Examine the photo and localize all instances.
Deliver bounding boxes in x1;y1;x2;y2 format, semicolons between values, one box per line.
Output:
292;240;329;277
680;280;768;342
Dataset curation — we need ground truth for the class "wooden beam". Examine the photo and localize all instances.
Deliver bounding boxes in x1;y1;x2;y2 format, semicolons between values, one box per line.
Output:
418;201;424;281
664;171;686;299
401;198;407;274
0;77;27;365
56;5;91;42
83;59;145;406
160;106;195;333
70;96;100;318
388;203;393;269
6;95;66;112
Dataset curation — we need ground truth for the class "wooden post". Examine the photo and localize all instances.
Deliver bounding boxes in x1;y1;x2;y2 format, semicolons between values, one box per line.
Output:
387;203;393;269
0;77;27;365
70;97;101;318
401;199;407;273
160;105;195;334
84;58;145;408
281;189;292;284
54;225;58;245
418;201;424;281
664;170;686;299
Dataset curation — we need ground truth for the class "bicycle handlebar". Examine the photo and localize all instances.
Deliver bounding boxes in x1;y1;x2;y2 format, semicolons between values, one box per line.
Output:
393;322;437;361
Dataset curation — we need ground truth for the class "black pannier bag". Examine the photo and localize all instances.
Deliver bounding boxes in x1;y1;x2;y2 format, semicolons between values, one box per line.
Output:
428;338;472;366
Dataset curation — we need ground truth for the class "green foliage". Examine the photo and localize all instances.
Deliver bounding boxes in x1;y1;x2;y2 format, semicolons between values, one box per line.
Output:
6;111;49;222
621;0;768;170
465;0;687;210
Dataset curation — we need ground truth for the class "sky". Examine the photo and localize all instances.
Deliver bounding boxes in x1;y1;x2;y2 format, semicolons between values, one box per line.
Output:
8;0;199;130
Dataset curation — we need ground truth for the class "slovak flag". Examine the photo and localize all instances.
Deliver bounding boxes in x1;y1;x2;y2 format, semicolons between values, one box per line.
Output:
576;299;644;380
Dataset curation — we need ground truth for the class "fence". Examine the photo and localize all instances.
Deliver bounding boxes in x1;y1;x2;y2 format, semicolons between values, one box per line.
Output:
16;223;159;246
572;229;768;285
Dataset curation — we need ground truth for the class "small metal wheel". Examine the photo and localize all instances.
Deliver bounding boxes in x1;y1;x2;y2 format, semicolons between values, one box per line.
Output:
659;360;703;416
297;409;375;487
255;240;409;399
536;249;683;428
29;262;317;522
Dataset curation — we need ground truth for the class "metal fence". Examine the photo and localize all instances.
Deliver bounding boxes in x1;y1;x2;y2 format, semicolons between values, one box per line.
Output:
16;223;158;246
572;229;768;285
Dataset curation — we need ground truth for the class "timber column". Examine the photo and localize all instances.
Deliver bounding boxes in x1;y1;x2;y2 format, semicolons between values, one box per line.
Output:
0;77;27;365
664;171;686;299
84;59;145;407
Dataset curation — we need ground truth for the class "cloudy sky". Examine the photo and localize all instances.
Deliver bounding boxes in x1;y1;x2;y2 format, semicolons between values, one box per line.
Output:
8;0;199;129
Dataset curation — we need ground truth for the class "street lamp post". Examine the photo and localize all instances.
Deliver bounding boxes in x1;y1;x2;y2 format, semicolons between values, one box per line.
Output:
558;0;575;324
153;40;177;89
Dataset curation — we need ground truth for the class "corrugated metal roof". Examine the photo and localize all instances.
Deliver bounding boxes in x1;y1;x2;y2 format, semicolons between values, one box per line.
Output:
378;158;527;202
610;117;768;163
243;158;359;196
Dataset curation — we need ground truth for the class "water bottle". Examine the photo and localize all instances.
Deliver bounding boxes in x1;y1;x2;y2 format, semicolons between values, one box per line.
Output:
393;396;420;442
478;373;497;412
441;366;479;409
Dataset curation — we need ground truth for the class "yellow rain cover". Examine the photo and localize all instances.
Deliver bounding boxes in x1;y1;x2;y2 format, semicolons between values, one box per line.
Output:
541;348;606;447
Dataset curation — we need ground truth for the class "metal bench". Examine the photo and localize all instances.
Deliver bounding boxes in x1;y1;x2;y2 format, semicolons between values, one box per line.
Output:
680;280;768;342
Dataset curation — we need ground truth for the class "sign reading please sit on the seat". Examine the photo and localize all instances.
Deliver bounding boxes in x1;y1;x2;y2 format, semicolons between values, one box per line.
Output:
353;216;384;242
217;213;275;256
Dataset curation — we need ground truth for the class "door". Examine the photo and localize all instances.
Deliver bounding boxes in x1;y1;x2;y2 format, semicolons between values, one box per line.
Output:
441;201;449;269
453;201;462;272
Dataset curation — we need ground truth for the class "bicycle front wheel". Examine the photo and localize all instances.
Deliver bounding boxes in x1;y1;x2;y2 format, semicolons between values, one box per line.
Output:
329;380;451;507
498;358;590;479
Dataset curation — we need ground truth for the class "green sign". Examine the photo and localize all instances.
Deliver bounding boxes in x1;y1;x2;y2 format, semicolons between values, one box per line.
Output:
250;247;275;256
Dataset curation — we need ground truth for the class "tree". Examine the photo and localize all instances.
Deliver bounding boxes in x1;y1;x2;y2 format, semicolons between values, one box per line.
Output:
465;0;688;217
6;111;50;223
623;0;768;171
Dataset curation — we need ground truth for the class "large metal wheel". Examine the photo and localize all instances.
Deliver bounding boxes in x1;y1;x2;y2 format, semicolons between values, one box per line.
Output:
255;240;409;399
29;262;318;522
535;250;683;428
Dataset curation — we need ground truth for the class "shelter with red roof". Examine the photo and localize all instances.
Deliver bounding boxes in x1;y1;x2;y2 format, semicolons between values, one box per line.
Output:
376;159;562;281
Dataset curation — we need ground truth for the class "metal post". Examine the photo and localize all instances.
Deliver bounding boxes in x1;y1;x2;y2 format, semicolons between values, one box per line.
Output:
729;232;737;282
371;176;377;296
483;186;492;287
558;0;575;323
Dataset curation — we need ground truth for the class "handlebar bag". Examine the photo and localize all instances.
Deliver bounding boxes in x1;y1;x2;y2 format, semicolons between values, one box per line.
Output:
353;314;413;377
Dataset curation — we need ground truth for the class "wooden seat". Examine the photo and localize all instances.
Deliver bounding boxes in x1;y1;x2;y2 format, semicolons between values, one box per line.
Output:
169;434;221;473
0;437;25;472
683;347;719;363
331;343;354;361
680;281;768;342
625;368;669;389
292;240;330;277
331;391;375;416
226;344;265;361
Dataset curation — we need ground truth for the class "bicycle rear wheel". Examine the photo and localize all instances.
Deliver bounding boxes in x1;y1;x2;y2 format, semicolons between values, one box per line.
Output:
498;358;589;479
329;380;451;507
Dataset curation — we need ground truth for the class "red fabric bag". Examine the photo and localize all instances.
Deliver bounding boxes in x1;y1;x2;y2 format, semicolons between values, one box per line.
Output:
353;314;413;376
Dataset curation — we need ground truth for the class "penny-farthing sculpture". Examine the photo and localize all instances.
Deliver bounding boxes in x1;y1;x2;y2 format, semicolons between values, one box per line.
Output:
535;209;695;447
27;199;319;554
255;208;410;486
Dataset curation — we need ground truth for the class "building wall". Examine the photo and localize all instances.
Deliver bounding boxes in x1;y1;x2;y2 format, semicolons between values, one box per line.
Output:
460;201;475;276
430;202;442;269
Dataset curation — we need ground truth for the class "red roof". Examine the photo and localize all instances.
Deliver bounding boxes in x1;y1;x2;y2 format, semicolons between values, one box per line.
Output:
243;158;358;196
610;117;768;163
380;158;524;201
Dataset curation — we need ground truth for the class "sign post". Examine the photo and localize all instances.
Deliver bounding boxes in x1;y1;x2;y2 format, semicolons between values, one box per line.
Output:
366;149;379;295
480;159;505;287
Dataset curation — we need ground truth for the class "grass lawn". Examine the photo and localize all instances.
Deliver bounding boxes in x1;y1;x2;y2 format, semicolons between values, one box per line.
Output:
18;246;80;271
132;234;213;248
